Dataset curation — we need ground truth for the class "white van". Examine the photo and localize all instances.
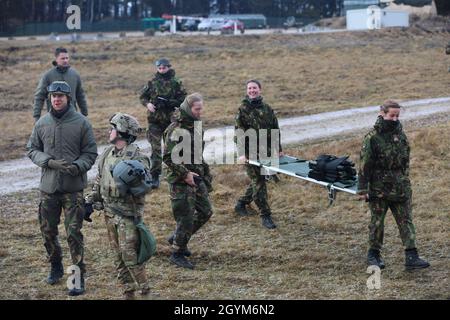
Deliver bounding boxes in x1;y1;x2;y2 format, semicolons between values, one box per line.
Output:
198;18;226;31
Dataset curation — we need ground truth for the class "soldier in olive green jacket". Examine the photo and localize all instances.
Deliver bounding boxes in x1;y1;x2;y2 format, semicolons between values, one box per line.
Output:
27;81;97;296
33;47;88;121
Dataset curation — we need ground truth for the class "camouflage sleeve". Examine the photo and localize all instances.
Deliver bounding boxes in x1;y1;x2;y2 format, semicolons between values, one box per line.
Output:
168;79;187;109
75;74;89;116
272;109;282;152
26;124;53;167
33;73;49;120
234;108;247;158
85;174;102;204
404;134;410;176
139;82;152;107
357;135;375;194
163;128;189;181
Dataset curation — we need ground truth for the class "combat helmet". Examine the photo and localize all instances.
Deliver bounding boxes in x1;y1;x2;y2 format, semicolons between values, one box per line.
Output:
109;113;141;143
47;81;72;99
111;160;153;197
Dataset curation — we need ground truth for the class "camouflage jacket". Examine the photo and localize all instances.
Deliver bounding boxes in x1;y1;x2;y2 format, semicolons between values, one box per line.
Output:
33;64;88;120
139;69;187;127
357;116;411;201
235;96;282;159
86;143;151;217
163;105;212;187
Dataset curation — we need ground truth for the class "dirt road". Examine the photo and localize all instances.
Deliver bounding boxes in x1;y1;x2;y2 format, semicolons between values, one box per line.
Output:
1;96;449;195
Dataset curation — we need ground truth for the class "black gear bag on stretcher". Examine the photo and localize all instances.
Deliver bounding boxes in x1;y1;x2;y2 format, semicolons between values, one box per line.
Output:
248;155;358;206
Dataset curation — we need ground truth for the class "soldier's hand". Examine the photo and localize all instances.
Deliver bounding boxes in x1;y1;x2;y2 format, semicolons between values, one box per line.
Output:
47;159;69;170
84;202;94;222
147;103;156;113
358;194;369;201
63;164;80;176
184;172;199;187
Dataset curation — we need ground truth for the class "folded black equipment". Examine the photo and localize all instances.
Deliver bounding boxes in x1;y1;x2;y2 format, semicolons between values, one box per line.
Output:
308;154;356;186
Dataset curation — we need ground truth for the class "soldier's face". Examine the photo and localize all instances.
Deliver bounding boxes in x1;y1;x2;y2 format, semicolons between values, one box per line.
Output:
157;65;170;74
191;101;204;119
247;82;261;99
51;93;68;111
382;108;400;121
55;52;70;67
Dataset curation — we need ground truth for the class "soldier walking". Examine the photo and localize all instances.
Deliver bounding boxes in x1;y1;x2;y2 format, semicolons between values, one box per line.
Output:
163;93;213;270
139;58;187;189
33;47;89;121
234;80;283;229
85;113;154;299
357;100;430;270
27;81;97;296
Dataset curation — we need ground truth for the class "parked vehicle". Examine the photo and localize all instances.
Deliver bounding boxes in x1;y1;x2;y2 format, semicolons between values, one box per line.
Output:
181;19;199;31
220;20;245;34
198;18;226;31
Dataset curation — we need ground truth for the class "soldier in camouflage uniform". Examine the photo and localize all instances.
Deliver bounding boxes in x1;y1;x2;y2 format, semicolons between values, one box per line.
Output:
234;80;283;230
163;93;213;270
85;113;153;299
27;81;98;296
139;58;187;189
358;100;430;271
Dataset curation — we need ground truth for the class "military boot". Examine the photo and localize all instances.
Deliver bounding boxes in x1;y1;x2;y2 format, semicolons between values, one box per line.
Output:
261;215;276;229
169;251;194;270
151;175;160;189
46;261;64;285
167;234;191;257
68;273;85;296
405;248;430;270
234;201;249;216
367;249;385;269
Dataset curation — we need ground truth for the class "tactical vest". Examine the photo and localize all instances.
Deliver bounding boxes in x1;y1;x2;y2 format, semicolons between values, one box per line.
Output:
99;144;139;201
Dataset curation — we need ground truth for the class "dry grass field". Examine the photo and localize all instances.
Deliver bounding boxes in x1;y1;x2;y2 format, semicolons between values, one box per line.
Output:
0;28;449;160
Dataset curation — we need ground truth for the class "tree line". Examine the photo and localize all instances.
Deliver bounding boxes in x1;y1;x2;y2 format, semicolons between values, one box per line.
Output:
1;1;448;34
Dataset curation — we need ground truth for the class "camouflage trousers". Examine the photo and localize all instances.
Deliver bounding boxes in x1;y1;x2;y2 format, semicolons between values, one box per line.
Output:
169;181;213;251
38;191;85;272
147;123;169;177
238;164;272;216
368;197;416;251
104;213;149;294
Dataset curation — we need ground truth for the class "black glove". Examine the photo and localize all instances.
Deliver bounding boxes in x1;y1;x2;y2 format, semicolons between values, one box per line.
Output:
84;203;94;222
47;159;69;170
63;164;80;176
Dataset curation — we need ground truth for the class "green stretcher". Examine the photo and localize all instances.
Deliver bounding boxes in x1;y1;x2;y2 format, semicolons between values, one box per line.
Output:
248;155;358;205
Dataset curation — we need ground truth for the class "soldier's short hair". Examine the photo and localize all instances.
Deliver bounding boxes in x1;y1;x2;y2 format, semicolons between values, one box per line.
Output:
54;47;68;57
247;79;262;89
380;100;401;113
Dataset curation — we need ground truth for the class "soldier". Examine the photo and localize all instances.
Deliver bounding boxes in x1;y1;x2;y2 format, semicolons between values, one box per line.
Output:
234;80;283;229
163;93;213;270
357;100;430;271
27;81;98;296
85;113;153;299
33;47;89;121
139;58;187;189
